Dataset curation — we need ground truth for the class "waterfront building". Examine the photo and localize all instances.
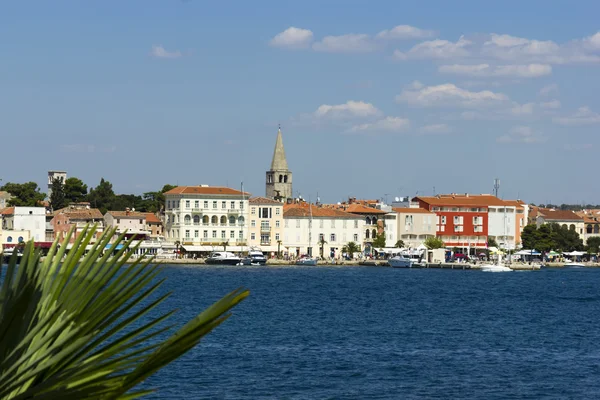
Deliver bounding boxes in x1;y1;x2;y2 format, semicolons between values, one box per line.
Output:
1;206;46;243
47;170;67;199
163;185;249;251
104;209;150;239
51;203;104;243
577;210;600;244
265;128;293;201
145;213;164;239
530;207;585;239
247;197;284;257
283;202;363;259
413;194;512;253
392;207;436;248
504;200;528;248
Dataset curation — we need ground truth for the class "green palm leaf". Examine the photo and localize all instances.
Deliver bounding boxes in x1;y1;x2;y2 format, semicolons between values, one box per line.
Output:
0;225;248;399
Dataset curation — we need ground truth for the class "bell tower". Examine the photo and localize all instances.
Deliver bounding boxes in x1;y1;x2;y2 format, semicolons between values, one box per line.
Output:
266;127;292;201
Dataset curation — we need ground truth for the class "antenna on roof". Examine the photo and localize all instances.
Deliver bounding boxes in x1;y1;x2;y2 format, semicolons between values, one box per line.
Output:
493;178;500;198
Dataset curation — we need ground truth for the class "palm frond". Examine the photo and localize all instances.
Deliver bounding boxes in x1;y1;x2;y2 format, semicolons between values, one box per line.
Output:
0;225;248;399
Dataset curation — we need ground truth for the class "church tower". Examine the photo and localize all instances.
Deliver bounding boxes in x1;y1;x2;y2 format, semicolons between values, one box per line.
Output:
266;127;292;201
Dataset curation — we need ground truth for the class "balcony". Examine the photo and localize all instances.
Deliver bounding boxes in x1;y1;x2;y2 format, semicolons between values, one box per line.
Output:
192;208;202;213
260;241;271;246
260;226;271;232
227;209;241;214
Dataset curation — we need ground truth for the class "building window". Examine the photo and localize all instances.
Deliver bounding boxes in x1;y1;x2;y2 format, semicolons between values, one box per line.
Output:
230;201;235;209
275;233;280;241
212;201;217;209
251;207;256;215
185;230;190;238
117;219;120;224
353;234;358;242
212;230;217;238
441;216;446;225
184;215;191;225
251;233;256;240
194;230;199;238
230;231;235;238
185;200;190;208
240;202;244;209
275;208;280;215
204;201;208;208
275;220;280;228
194;200;199;208
239;231;243;239
261;234;269;244
203;230;208;238
251;220;256;227
222;201;226;209
330;233;336;242
221;231;226;239
6;236;12;243
167;201;170;209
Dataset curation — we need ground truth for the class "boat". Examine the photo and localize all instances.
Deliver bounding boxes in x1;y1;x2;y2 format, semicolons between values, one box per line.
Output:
296;201;318;266
388;255;413;268
296;256;318;266
205;251;242;265
480;253;512;272
240;248;268;265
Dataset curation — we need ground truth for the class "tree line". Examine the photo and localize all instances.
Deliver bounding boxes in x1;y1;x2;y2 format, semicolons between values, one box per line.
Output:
1;178;176;215
520;223;597;253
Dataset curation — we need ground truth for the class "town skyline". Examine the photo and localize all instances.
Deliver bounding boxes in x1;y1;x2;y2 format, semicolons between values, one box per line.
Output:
2;1;600;204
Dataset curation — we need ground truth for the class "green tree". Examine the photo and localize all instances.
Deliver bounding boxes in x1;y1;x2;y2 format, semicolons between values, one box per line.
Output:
587;236;600;254
1;182;46;207
549;223;583;252
0;225;247;398
142;184;177;213
372;232;386;248
63;177;88;204
536;224;555;254
394;239;405;248
318;236;327;258
487;236;499;248
277;239;283;259
521;224;538;249
342;241;361;258
424;236;445;249
87;178;116;214
49;177;66;211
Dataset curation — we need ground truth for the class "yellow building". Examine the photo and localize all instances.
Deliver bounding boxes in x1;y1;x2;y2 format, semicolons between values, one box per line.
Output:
248;197;284;257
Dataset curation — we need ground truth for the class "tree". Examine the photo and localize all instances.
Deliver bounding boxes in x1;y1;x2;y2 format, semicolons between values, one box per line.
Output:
521;224;538;249
63;177;88;204
424;236;445;249
342;241;361;258
49;177;66;211
587;237;600;254
87;178;116;214
372;232;386;248
1;182;46;207
0;225;247;398
142;184;176;213
487;236;499;248
394;239;405;248
549;223;583;252
277;239;282;259
318;236;327;258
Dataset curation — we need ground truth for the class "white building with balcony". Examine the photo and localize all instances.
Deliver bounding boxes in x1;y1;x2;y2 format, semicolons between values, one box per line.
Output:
247;197;284;256
163;185;250;251
283;202;364;259
104;209;150;238
487;204;517;250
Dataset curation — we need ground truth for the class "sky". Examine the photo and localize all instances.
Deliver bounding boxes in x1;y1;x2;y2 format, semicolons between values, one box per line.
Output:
1;0;599;205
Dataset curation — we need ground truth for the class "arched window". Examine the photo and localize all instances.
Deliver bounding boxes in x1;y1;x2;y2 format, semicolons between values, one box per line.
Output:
587;224;593;234
373;217;378;224
366;216;371;225
365;230;370;239
595;225;600;234
284;175;288;183
203;215;209;224
6;236;12;243
220;216;227;225
372;229;377;238
569;224;576;231
184;215;191;225
193;215;200;224
18;237;24;243
238;216;245;225
279;175;283;183
211;216;218;225
229;216;236;225
562;224;568;229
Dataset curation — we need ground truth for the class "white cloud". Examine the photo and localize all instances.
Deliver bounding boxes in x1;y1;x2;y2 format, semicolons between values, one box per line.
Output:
396;83;508;108
539;83;559;96
439;63;551;78
349;116;410;133
497;126;545;144
394;36;471;60
583;31;600;49
510;102;535;116
270;27;314;49
553;106;600;126
419;124;451;134
376;25;434;40
312;34;378;53
314;100;382;119
482;33;561;62
540;100;561;109
150;45;182;59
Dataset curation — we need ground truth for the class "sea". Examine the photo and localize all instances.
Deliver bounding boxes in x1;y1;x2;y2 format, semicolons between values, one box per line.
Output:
137;265;600;399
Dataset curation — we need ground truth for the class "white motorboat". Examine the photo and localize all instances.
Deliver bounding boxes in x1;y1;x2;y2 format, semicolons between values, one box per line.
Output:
296;256;318;266
240;248;268;265
388;255;413;268
480;263;513;272
205;251;242;265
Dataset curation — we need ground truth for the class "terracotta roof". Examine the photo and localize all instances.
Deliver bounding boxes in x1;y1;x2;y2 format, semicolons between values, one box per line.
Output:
164;186;250;196
503;200;526;208
57;208;104;220
415;194;509;207
106;211;147;218
284;203;359;219
392;207;434;214
249;196;282;205
145;213;161;224
323;203;387;214
1;207;15;215
537;208;583;221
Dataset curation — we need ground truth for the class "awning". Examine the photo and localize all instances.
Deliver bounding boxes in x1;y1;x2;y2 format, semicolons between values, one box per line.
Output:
181;245;213;252
104;244;124;251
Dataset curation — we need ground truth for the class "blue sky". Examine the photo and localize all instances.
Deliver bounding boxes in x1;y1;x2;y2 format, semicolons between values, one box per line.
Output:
1;0;599;204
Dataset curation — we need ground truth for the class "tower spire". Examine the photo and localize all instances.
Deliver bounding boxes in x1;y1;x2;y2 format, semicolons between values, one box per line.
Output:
270;126;289;171
265;126;293;201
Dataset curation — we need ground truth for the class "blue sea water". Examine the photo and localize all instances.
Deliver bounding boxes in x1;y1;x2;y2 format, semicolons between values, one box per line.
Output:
140;266;600;399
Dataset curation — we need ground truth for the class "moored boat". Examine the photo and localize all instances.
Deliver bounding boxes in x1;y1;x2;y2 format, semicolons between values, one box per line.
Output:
240;248;268;265
205;251;242;265
388;255;413;268
296;256;317;266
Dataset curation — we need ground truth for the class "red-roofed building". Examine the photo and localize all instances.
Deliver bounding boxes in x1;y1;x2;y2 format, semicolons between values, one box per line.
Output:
145;213;164;238
51;204;105;243
531;206;585;239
